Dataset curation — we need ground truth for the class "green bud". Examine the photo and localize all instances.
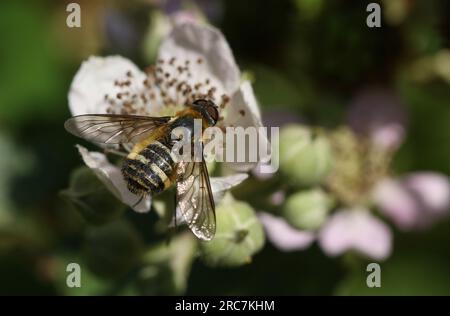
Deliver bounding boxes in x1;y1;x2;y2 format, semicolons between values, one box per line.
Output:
199;195;265;267
83;221;143;279
283;188;332;230
279;125;332;187
60;167;125;225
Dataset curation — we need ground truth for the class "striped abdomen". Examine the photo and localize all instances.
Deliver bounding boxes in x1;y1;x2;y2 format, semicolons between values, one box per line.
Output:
121;140;175;196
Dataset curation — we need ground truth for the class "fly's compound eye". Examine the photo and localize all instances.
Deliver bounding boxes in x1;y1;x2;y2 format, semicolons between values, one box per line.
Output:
206;103;219;124
193;99;219;125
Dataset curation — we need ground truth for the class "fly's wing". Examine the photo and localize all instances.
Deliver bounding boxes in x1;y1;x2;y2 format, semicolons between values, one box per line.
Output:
64;114;172;144
175;158;216;241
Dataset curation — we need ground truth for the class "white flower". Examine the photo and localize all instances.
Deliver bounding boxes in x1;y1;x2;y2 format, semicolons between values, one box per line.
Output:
68;22;263;212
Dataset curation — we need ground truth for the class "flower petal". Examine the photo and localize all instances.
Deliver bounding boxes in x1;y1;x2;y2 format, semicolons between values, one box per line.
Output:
170;11;204;26
347;87;407;150
210;173;248;203
223;81;269;172
403;172;450;216
373;178;421;230
258;212;315;251
318;208;392;260
76;145;151;213
224;81;262;126
373;174;450;230
68;56;146;116
158;22;240;96
371;123;405;151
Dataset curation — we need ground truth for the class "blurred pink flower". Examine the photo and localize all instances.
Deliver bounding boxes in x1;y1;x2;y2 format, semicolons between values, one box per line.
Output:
269;190;286;206
170;11;199;25
260;208;392;260
260;86;448;260
347;87;407;150
373;172;450;230
258;212;315;251
404;173;450;215
318;208;392;260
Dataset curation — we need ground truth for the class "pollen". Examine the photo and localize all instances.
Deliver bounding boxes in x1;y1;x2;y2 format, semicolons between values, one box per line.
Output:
104;56;230;118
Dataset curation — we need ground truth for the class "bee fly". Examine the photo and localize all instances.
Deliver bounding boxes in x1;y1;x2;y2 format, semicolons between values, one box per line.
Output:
64;99;219;241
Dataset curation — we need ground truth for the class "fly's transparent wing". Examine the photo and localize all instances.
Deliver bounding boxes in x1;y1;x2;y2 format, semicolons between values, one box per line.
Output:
175;158;216;241
64;114;172;144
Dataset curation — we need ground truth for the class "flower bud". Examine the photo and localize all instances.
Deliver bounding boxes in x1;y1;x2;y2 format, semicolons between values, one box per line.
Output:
279;125;332;187
60;167;125;225
283;188;332;230
199;195;265;267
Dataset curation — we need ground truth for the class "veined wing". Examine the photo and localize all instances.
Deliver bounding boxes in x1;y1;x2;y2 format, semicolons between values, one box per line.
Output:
175;158;216;241
64;114;172;144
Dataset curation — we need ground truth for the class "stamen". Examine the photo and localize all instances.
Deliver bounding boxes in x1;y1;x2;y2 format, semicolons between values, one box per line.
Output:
106;56;227;116
220;94;230;108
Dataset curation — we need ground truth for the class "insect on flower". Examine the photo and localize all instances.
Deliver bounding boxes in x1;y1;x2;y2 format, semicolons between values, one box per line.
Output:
65;22;266;241
65;99;220;241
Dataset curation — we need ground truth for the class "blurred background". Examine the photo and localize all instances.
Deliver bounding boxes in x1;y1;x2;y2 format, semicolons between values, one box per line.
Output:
1;0;450;295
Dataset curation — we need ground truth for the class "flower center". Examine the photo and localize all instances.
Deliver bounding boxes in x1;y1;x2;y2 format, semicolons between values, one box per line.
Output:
104;56;231;119
326;127;392;207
